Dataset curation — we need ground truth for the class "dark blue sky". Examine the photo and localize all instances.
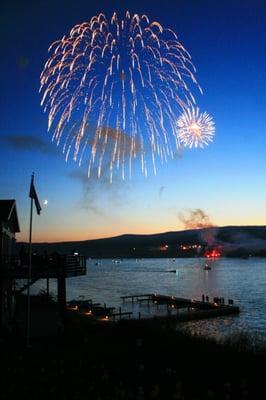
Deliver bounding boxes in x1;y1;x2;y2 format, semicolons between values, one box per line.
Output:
1;0;266;242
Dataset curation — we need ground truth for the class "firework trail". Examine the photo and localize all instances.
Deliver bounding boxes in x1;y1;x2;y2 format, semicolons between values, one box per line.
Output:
40;11;202;181
177;106;215;148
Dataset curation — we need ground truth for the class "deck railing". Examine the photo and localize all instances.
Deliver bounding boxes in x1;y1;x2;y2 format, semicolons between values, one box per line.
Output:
0;255;20;269
65;254;86;276
0;254;87;278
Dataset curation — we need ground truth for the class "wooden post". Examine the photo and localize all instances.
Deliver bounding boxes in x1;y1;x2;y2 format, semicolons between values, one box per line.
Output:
0;278;3;327
46;278;49;298
57;275;66;315
57;256;66;333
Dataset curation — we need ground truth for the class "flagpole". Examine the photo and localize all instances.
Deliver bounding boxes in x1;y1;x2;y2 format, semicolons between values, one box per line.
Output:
26;173;34;348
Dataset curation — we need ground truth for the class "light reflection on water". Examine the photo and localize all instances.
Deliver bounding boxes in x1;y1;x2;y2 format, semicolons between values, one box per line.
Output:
32;257;266;342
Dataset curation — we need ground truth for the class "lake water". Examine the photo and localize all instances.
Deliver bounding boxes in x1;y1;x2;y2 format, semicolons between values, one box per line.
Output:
31;257;266;344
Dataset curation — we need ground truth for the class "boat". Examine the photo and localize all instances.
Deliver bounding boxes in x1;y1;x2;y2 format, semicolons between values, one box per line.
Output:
204;264;211;270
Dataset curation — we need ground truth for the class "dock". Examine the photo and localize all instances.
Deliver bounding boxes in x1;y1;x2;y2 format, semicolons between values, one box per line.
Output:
119;293;240;321
121;294;154;304
67;292;240;325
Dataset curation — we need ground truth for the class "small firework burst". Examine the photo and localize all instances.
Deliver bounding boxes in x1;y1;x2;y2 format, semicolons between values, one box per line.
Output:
177;107;215;148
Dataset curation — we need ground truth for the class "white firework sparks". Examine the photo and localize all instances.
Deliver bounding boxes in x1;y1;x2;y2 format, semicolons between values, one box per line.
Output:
40;11;202;181
177;107;215;148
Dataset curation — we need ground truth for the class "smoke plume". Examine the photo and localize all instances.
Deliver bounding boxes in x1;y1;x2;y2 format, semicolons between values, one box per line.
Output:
179;208;215;230
179;208;218;247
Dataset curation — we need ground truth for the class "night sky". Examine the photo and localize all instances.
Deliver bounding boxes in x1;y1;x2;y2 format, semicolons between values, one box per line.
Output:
1;0;266;242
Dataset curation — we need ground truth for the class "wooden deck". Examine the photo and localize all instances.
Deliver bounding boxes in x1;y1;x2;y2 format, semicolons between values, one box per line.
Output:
121;294;154;303
68;292;240;325
120;293;240;321
0;255;86;279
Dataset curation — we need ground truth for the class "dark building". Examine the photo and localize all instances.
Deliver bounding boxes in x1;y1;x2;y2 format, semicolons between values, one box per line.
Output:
0;200;20;330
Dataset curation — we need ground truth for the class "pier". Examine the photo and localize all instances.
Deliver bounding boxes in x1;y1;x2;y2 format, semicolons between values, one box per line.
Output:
120;293;240;321
67;292;240;325
120;293;240;320
121;294;154;304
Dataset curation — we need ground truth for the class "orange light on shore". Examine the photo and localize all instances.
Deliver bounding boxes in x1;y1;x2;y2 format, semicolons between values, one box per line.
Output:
100;315;109;321
84;310;93;316
67;305;79;311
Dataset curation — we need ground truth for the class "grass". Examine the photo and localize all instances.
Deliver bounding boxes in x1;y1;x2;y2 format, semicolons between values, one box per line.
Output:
1;298;266;399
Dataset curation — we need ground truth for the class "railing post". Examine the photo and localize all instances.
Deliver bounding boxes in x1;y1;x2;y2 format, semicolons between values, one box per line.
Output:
57;255;66;334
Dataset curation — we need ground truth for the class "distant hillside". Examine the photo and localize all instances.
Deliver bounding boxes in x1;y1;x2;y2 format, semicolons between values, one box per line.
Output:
17;226;266;258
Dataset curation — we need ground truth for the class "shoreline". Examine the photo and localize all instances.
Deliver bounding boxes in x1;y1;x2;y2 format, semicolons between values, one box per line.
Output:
1;307;266;399
1;294;266;399
8;294;266;354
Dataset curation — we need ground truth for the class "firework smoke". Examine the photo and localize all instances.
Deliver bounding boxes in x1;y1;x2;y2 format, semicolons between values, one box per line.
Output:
177;106;215;148
159;185;166;199
179;208;215;230
40;11;202;181
179;208;218;247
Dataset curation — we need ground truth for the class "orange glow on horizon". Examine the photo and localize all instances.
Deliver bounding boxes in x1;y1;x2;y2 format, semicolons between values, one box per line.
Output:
16;214;266;243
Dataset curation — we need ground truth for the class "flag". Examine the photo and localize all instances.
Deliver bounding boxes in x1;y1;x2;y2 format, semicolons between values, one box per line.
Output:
29;174;42;215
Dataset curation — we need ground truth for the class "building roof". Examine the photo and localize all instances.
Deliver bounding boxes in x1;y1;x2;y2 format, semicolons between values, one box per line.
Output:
0;200;20;232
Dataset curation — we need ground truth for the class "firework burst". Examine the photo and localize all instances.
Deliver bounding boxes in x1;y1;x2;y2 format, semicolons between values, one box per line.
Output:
177;107;215;148
40;11;202;181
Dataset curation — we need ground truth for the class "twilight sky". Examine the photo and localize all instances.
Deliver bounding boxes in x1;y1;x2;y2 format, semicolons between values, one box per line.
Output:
1;0;266;242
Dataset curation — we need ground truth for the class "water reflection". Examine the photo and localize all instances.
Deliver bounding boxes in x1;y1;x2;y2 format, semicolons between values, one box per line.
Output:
31;257;266;342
